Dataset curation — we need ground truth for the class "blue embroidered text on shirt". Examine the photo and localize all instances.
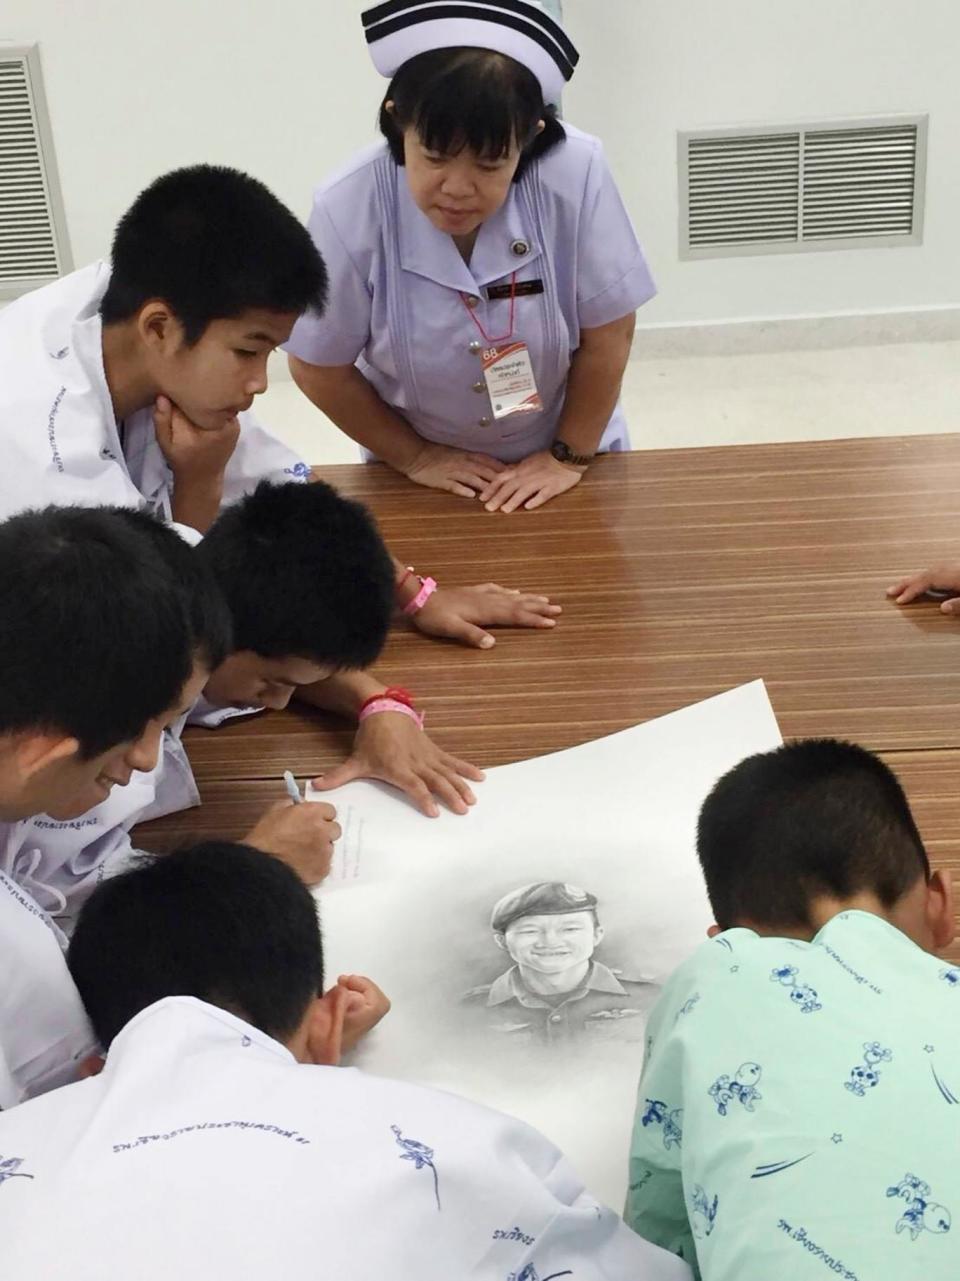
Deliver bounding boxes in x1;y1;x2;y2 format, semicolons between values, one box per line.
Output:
776;1219;860;1280
844;1042;892;1096
493;1226;535;1246
770;965;822;1013
886;1174;952;1241
508;1267;573;1281
0;1156;34;1186
939;967;960;987
32;817;101;831
46;386;67;473
820;945;882;995
111;1120;310;1153
391;1124;441;1211
708;1062;763;1116
640;1099;683;1150
0;875;59;938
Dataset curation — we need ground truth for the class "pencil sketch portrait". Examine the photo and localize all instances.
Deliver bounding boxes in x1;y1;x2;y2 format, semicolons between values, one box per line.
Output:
461;881;658;1045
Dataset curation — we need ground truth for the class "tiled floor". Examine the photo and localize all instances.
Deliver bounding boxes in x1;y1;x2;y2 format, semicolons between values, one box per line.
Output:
260;341;960;465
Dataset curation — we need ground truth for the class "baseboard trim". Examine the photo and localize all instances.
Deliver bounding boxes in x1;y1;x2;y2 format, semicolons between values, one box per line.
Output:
631;306;960;359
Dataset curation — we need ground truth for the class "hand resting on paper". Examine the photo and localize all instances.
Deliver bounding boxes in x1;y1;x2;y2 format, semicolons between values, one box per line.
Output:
312;712;483;818
887;563;960;612
244;798;341;886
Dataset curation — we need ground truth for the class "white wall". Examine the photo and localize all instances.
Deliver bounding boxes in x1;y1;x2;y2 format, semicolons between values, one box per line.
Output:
562;0;960;325
4;0;959;329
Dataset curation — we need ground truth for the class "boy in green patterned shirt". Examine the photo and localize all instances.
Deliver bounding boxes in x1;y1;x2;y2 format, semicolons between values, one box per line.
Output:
626;740;959;1281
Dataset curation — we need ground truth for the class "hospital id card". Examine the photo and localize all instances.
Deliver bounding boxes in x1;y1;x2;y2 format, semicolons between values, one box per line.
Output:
481;341;543;419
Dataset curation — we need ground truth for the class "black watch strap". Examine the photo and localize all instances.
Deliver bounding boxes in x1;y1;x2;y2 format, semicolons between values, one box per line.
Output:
551;440;594;467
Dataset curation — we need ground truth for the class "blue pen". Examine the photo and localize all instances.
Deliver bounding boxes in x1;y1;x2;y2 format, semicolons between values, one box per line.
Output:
283;770;302;804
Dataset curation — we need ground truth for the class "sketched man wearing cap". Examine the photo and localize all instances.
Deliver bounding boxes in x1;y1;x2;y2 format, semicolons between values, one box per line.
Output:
462;882;655;1045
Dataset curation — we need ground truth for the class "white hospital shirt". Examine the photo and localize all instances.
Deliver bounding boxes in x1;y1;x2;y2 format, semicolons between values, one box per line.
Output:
0;266;284;921
0;260;310;525
0;996;690;1281
286;125;655;462
0;870;95;1109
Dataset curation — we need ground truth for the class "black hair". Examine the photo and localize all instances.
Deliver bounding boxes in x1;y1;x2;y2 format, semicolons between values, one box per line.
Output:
68;841;324;1049
697;739;930;932
379;47;565;180
197;481;395;669
0;506;231;758
100;165;328;344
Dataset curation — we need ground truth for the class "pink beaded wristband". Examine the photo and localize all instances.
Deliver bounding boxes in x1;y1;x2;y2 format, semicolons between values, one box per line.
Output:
401;575;438;616
358;698;425;730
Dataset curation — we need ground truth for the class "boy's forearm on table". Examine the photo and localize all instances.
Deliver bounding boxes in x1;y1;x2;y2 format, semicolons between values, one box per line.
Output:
294;670;387;720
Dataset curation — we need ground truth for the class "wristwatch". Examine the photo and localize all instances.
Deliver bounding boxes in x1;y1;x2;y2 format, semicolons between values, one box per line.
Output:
551;439;594;467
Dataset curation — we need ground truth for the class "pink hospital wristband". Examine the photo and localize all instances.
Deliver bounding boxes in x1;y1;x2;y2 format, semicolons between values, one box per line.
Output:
358;698;425;730
401;576;438;616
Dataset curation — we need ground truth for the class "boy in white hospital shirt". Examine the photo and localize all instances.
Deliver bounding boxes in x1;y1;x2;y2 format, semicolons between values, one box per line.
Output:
0;504;334;1106
0;840;690;1281
0;162;559;648
1;480;483;927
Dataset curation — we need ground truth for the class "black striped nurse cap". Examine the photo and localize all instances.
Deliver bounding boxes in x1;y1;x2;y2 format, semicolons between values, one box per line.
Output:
362;0;579;104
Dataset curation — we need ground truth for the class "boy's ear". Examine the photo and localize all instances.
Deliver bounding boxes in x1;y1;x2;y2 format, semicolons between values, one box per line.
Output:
304;985;348;1067
927;868;956;952
14;732;81;781
136;301;181;352
706;923;721;938
77;1053;105;1080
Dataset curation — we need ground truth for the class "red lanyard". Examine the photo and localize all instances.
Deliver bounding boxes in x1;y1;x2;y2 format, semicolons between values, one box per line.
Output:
459;272;517;345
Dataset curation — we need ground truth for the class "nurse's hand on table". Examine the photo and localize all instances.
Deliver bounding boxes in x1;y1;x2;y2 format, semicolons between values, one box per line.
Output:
413;583;561;649
478;450;585;513
244;798;341;885
887;564;960;612
310;713;483;818
401;441;507;498
336;975;391;1054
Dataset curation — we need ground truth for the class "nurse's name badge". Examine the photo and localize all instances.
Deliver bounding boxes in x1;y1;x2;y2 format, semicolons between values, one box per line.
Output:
480;342;543;419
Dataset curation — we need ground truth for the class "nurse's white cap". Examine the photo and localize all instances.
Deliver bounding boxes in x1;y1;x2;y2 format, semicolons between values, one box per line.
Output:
361;0;579;105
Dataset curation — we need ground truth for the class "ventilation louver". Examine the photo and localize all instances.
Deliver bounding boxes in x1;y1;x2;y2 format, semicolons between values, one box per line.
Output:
0;45;71;298
679;116;926;259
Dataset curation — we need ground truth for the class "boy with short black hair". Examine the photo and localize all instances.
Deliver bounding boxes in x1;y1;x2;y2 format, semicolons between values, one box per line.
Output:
6;481;481;929
626;740;959;1281
199;481;482;816
0;502;223;1107
0;162;559;644
0;841;689;1281
0;504;340;1107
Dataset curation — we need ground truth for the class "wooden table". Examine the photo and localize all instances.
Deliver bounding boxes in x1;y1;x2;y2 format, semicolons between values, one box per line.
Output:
137;433;960;958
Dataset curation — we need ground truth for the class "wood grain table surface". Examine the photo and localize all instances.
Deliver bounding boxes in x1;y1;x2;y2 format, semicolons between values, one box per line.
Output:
136;433;960;958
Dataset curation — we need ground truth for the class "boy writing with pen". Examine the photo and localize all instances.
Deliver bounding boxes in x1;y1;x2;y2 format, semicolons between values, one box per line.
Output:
3;480;482;930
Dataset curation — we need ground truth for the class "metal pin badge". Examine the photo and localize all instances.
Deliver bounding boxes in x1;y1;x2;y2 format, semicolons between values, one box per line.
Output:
510;238;530;257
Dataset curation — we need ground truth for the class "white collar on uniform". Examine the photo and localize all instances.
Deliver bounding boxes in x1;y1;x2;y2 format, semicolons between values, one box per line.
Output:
397;165;542;291
104;996;297;1073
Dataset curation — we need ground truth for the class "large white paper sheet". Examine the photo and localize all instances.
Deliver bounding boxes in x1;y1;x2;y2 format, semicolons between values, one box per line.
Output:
309;680;782;1208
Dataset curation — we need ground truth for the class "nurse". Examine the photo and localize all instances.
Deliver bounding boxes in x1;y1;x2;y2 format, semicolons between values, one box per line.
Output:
287;0;655;514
